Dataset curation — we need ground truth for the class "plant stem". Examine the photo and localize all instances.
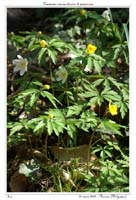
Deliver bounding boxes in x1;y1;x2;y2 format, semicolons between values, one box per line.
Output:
45;133;48;158
49;59;55;96
65;80;69;107
87;131;95;174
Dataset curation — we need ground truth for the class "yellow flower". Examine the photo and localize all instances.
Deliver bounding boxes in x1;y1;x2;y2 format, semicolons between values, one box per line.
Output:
38;31;42;35
48;113;54;119
43;84;50;90
80;9;86;16
109;102;118;116
86;44;97;54
40;40;47;48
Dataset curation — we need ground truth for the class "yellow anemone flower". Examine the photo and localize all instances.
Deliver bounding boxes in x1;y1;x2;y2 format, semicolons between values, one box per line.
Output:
43;84;50;90
48;113;54;119
40;40;47;48
86;44;97;54
109;102;118;116
38;31;42;35
80;9;86;16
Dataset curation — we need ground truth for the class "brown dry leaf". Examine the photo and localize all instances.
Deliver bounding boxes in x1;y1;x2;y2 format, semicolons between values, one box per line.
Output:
9;171;28;192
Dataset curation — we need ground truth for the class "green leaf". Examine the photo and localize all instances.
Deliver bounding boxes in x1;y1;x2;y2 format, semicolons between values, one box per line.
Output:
38;48;46;65
101;88;121;102
66;105;83;117
30;93;39;107
119;102;128;119
40;91;60;108
107;77;121;89
97;120;122;136
66;118;78;138
47;48;57;64
9;122;23;135
87;57;93;71
32;81;43;87
21;88;38;96
51;120;65;136
92;78;104;87
77;110;97;131
93;59;102;74
34;120;45;134
28;44;39;51
47;120;53;136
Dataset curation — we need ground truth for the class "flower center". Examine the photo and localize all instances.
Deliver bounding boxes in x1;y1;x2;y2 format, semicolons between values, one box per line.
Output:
19;60;26;68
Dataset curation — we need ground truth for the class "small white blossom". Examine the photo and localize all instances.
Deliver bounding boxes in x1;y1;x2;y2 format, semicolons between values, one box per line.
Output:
102;10;111;21
84;65;92;72
56;67;68;84
68;52;77;59
19;163;32;177
12;55;28;76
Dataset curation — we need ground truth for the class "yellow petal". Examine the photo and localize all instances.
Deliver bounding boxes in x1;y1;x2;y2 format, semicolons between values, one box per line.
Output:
43;84;50;90
40;40;47;48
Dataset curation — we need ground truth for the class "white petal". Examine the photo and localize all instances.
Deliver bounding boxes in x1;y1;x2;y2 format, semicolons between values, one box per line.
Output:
17;55;23;60
56;77;62;81
20;69;26;76
24;58;28;65
13;66;20;73
12;59;20;65
62;78;66;84
19;163;31;177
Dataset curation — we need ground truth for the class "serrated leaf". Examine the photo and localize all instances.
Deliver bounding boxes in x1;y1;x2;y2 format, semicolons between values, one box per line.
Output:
10;123;23;135
97;120;122;136
93;59;102;74
119;102;128;119
34;120;45;134
28;44;39;51
32;81;43;87
40;91;59;108
92;78;104;87
30;93;39;107
107;77;121;89
101;88;121;102
66;105;83;117
21;88;38;96
87;57;93;71
47;120;53;136
38;48;46;65
47;48;57;64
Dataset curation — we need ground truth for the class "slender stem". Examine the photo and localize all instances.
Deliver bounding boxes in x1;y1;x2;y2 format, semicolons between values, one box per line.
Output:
45;133;48;158
87;131;95;174
76;78;79;103
49;59;55;96
27;134;34;156
65;80;69;107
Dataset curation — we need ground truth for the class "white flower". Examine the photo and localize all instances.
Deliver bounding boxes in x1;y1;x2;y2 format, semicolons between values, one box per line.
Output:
84;65;92;72
102;10;111;21
56;67;68;84
12;55;28;76
19;163;32;177
68;52;77;59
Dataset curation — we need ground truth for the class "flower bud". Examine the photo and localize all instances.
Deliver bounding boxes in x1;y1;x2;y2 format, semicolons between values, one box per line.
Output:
38;31;42;35
40;40;47;48
43;84;50;90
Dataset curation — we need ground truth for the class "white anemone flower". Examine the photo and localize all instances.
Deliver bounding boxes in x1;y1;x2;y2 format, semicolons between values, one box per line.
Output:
12;55;28;76
102;10;111;21
84;65;92;72
56;67;68;84
19;163;32;177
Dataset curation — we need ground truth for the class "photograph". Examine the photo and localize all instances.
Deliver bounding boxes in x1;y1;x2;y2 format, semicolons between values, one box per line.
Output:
7;7;129;193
